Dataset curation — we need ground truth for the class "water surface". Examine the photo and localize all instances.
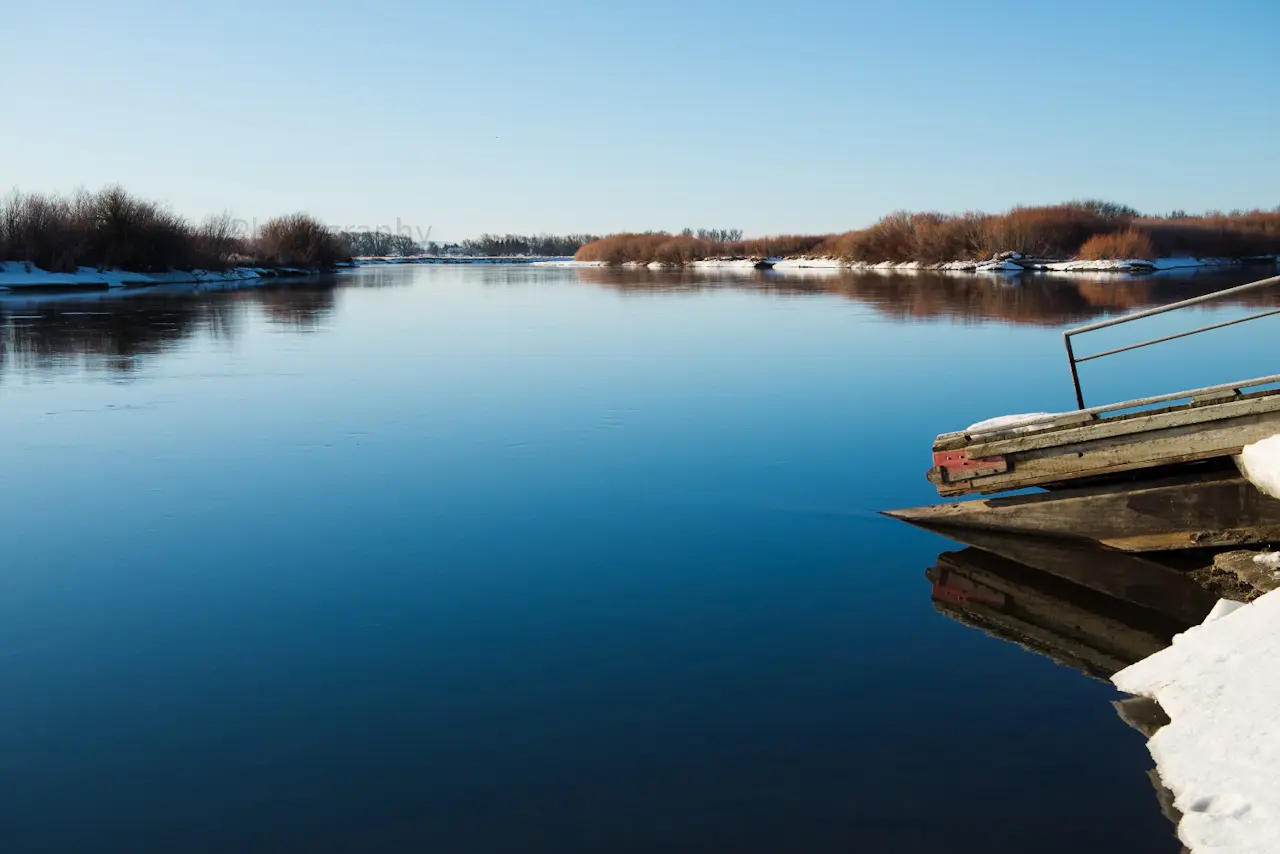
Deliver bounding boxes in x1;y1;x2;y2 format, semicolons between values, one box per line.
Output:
2;264;1275;853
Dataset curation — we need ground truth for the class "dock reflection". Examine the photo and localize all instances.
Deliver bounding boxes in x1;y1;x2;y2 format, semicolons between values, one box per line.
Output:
924;531;1218;679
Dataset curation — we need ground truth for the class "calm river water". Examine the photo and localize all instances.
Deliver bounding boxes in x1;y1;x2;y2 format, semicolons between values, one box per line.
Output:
1;263;1274;853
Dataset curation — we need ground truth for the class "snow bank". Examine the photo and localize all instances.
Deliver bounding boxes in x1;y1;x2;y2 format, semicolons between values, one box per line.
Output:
975;259;1025;273
1114;589;1280;853
0;261;262;291
534;253;1273;275
687;259;769;269
356;256;572;266
1032;256;1245;274
1236;434;1280;500
771;257;844;270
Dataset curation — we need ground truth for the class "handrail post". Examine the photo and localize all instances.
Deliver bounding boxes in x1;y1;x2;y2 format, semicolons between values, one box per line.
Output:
1060;273;1280;408
1065;333;1085;410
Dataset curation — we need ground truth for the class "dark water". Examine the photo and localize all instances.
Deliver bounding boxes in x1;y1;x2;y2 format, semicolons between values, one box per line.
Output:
1;264;1275;853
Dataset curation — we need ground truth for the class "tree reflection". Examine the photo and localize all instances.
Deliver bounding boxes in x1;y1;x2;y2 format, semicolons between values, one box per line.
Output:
574;267;1279;326
0;282;337;376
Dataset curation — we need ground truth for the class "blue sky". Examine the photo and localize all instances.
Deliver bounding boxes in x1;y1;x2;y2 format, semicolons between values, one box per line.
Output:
3;0;1278;239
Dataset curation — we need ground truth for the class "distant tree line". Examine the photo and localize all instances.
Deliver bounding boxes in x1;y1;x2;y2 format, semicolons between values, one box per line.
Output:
339;231;422;258
454;233;602;257
576;202;1280;265
679;228;744;242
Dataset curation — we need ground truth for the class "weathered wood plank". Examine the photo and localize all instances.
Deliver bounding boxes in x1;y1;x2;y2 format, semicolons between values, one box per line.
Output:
888;471;1280;552
933;378;1280;457
953;410;1280;495
963;391;1280;458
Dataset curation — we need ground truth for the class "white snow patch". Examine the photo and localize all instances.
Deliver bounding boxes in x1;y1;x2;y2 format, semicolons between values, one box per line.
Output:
1114;589;1280;853
0;261;262;291
687;259;766;269
771;257;845;270
975;259;1025;273
1204;598;1248;624
966;413;1061;433
1253;552;1280;570
1236;434;1280;500
1034;256;1244;274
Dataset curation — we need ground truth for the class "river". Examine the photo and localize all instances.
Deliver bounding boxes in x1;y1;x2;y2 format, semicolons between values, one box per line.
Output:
2;263;1274;853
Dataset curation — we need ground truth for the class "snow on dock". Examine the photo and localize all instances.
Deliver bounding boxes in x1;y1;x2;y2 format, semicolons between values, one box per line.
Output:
1114;582;1280;854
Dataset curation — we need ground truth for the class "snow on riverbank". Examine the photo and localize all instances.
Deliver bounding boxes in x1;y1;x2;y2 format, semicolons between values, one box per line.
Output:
423;254;1275;276
0;261;264;291
360;256;572;266
687;259;771;270
1033;256;1246;273
1236;435;1280;500
1114;587;1280;854
771;257;845;270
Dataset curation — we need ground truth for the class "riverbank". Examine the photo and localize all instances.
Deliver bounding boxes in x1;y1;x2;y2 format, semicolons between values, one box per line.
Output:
574;205;1280;270
0;261;277;291
543;254;1279;276
1115;582;1280;854
0;256;585;294
355;255;573;266
1110;437;1280;853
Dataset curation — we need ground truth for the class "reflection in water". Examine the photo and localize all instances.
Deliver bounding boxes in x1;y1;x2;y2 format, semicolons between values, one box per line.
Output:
923;532;1217;849
2;262;1221;853
0;281;337;376
1;265;1272;380
923;532;1217;679
576;266;1276;326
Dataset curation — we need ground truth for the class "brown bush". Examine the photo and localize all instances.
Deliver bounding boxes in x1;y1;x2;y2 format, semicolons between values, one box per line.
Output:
576;232;832;265
83;185;194;272
252;213;349;269
1136;211;1280;258
1;191;83;272
576;202;1274;267
740;234;830;257
1078;229;1156;260
192;212;245;270
1;187;346;273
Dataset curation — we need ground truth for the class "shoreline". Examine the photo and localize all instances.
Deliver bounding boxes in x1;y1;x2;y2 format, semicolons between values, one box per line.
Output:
355;255;573;267
0;261;351;293
4;253;1273;297
0;262;268;292
557;254;1279;275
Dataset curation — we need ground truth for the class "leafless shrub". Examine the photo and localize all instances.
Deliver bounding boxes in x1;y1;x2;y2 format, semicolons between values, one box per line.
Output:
1078;229;1156;260
253;213;349;269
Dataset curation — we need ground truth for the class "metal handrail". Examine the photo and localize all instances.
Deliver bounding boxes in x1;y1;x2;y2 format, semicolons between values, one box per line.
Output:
1064;273;1280;409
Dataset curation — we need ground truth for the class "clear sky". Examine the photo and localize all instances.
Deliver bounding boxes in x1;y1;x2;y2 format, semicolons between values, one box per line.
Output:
3;0;1278;240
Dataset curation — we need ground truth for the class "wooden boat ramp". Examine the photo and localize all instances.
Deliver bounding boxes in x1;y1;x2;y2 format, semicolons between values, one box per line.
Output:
888;274;1280;552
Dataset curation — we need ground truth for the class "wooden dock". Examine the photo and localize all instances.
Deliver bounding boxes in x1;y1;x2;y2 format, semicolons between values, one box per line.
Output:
889;274;1280;551
927;376;1280;498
